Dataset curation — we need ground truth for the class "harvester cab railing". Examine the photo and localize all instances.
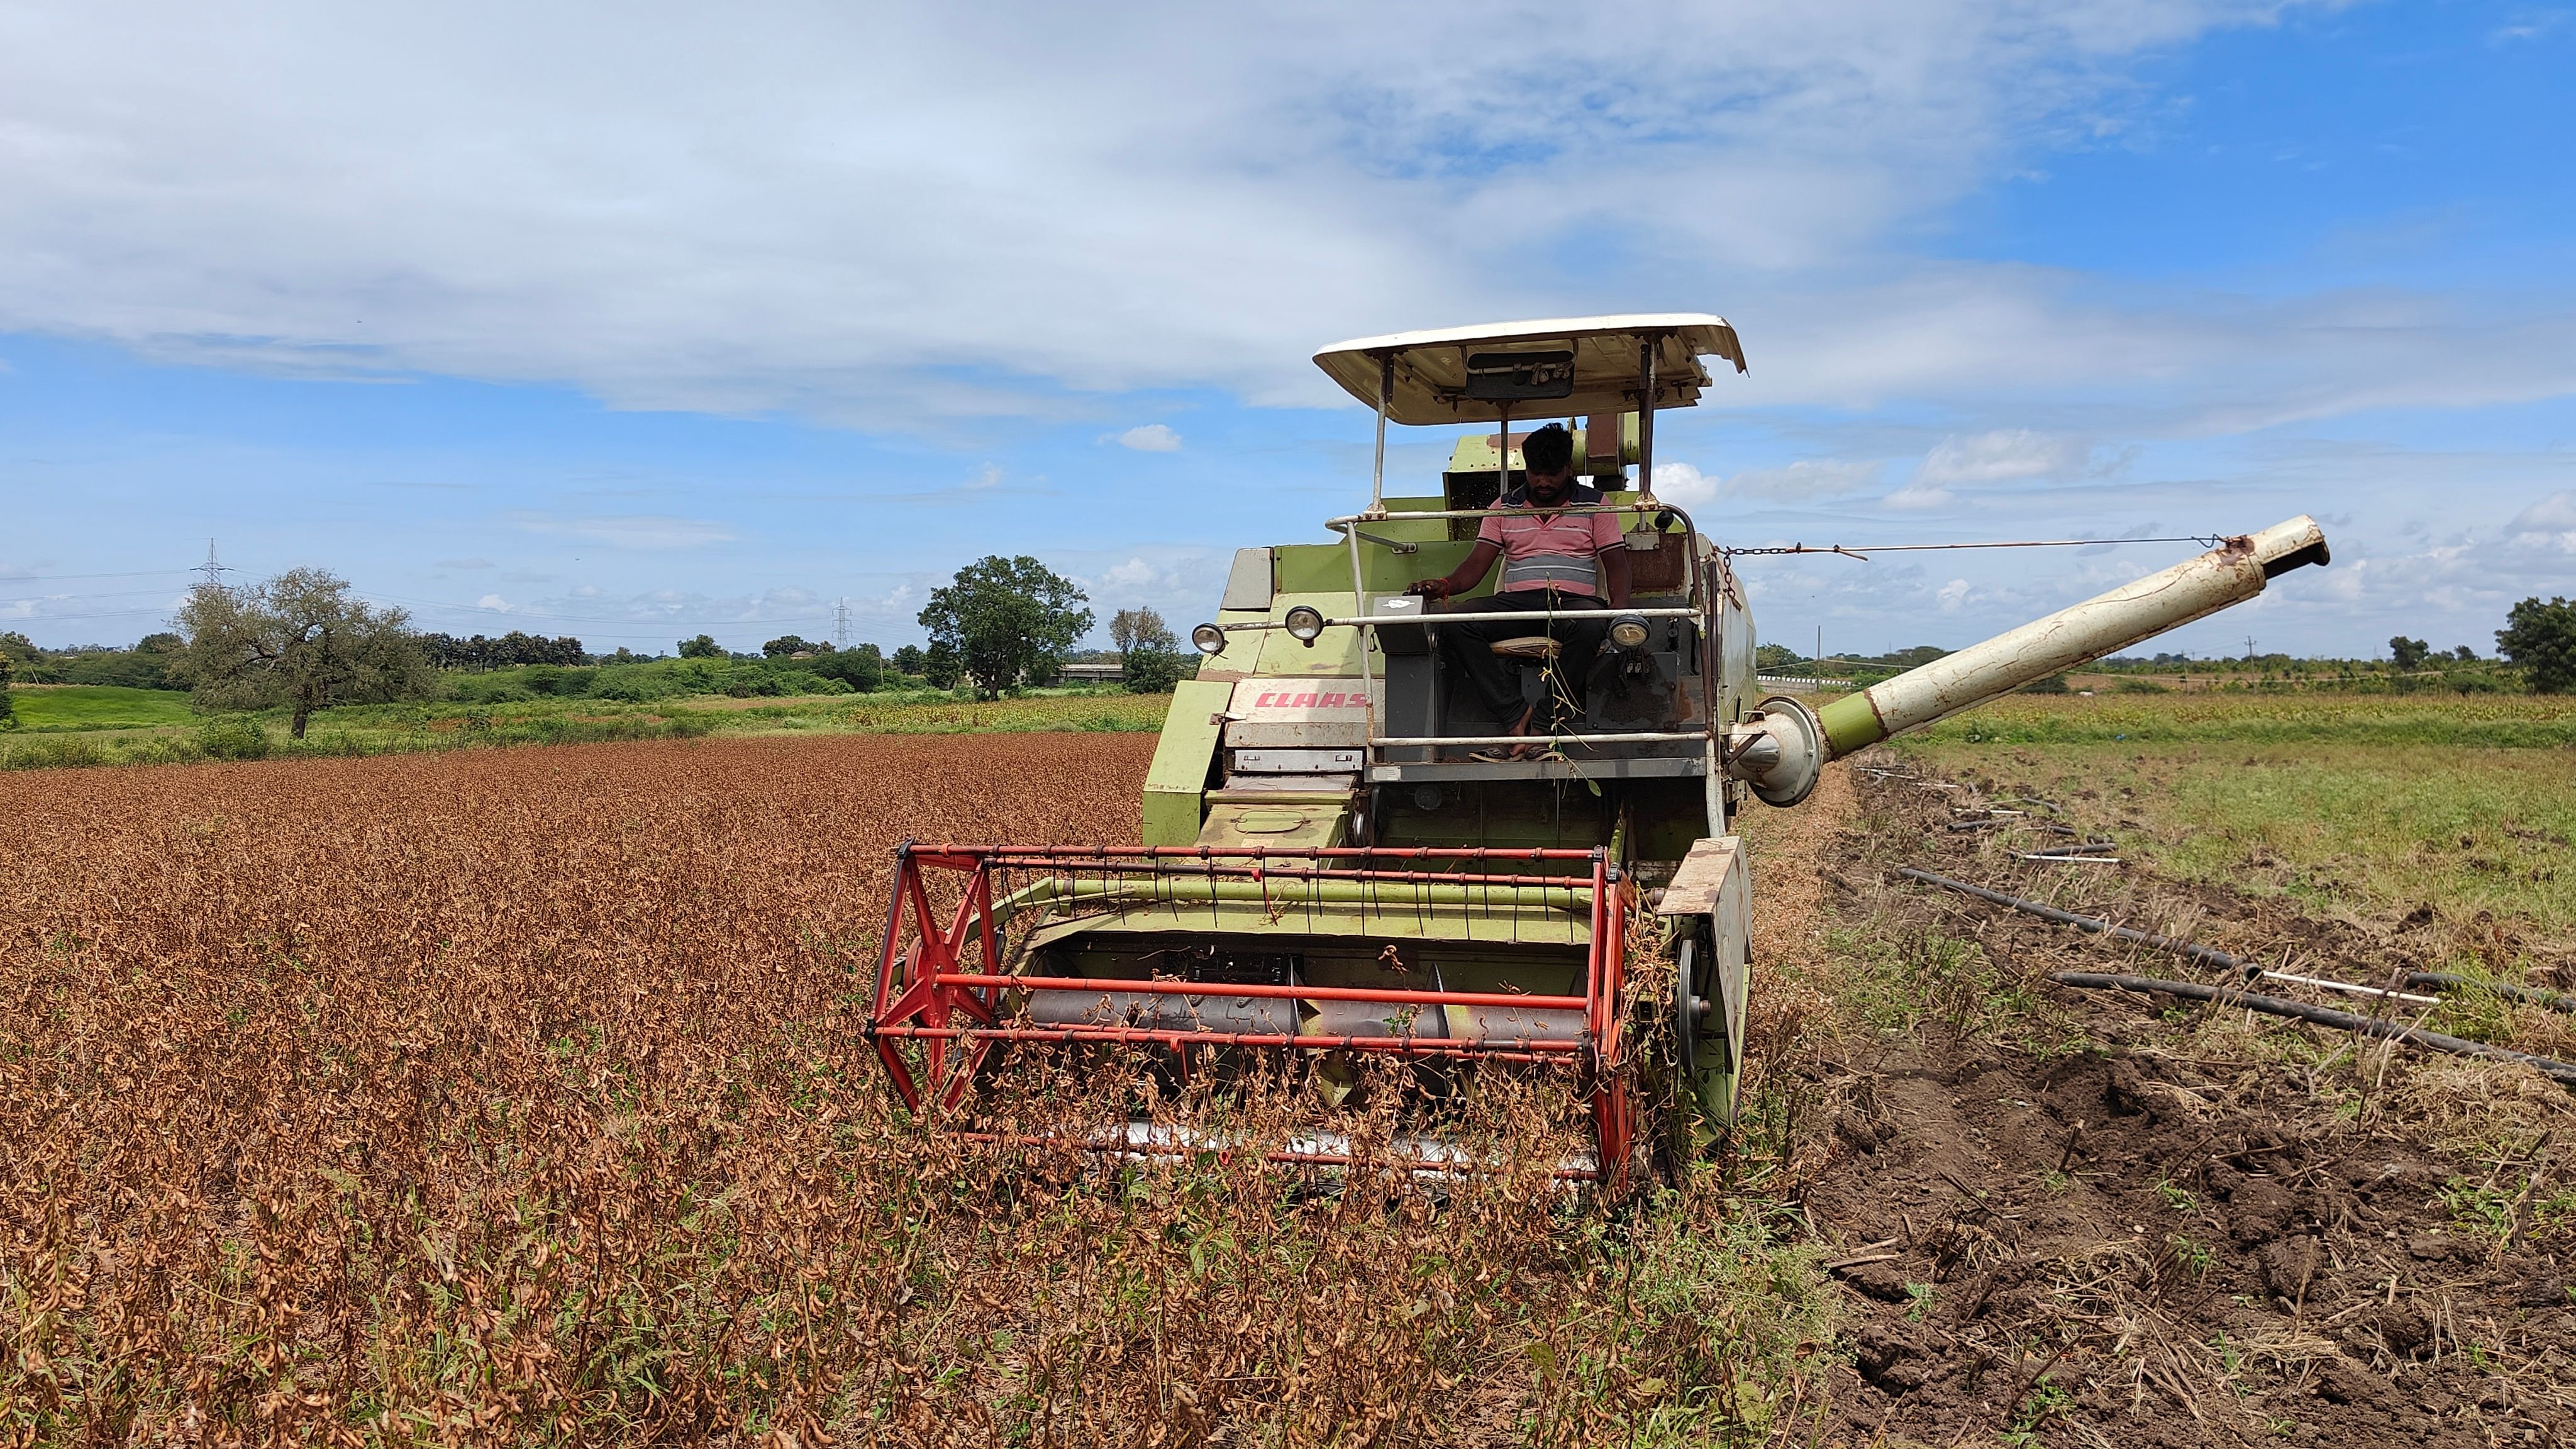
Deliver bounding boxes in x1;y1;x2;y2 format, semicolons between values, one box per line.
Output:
1296;314;1752;833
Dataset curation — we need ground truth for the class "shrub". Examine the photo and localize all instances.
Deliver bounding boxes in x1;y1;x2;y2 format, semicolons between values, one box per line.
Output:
590;667;683;703
806;649;881;692
196;717;272;761
516;665;597;697
447;676;536;704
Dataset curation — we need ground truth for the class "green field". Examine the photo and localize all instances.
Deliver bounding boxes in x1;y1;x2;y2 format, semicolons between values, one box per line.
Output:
1890;692;2576;947
4;685;199;731
1;683;1167;770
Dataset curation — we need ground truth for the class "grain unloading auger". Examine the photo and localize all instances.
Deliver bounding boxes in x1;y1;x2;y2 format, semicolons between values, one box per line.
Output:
866;315;2330;1188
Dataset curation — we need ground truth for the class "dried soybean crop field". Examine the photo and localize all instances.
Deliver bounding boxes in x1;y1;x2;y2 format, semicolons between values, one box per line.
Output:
0;736;1826;1448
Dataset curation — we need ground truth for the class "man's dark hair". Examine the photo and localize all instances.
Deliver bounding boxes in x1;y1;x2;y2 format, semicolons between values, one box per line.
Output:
1521;423;1574;475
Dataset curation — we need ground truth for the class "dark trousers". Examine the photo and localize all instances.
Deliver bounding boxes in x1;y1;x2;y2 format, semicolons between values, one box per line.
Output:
1439;590;1608;727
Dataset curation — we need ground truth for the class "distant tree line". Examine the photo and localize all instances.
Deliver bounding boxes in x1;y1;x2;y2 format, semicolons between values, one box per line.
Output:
1716;592;2576;699
419;631;592;669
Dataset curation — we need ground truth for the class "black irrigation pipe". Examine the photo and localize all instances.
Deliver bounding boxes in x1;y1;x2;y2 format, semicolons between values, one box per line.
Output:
1901;865;2576;1018
2049;972;2576;1087
1896;866;2260;979
2406;972;2576;1015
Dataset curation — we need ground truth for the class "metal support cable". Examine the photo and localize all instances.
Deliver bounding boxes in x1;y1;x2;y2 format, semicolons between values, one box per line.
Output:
1724;535;2222;560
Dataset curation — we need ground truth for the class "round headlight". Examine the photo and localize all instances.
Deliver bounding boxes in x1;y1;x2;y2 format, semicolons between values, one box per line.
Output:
1284;605;1326;645
1609;613;1652;650
1190;623;1227;655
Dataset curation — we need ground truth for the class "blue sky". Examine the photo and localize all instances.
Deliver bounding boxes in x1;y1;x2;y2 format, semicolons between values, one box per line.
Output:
3;1;2571;659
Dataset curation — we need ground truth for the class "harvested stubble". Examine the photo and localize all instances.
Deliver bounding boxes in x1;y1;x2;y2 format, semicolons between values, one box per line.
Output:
1;735;1828;1446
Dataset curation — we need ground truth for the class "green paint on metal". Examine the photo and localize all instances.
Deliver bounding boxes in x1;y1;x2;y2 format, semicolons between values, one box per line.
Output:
1014;880;1592;949
1274;541;1459;594
1252;591;1367;676
1027;876;1590;913
1818;690;1886;757
1445;417;1638;473
1197;799;1350;849
1141;679;1231;846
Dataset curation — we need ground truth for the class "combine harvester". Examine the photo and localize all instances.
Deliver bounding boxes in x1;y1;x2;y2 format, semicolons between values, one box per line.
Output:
867;316;2329;1187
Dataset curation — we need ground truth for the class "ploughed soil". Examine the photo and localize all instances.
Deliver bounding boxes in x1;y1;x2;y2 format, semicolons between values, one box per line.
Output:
1777;754;2576;1448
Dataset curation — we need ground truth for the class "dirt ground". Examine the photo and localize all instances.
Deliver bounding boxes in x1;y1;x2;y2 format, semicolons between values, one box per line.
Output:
1772;755;2576;1448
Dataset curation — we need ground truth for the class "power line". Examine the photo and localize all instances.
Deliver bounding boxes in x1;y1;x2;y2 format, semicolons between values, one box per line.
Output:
0;587;190;606
0;606;181;623
0;569;193;584
355;591;831;629
1723;535;2223;561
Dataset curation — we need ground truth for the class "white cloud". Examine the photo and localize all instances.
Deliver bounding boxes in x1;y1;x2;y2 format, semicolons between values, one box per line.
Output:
1735;459;1884;501
475;593;508;611
0;1;2399;428
1650;463;1719;508
2506;490;2576;553
1882;482;1955;510
1916;429;2087;487
1654;458;1880;509
1936;578;1972;611
508;513;735;550
1113;424;1181;452
1101;557;1162;590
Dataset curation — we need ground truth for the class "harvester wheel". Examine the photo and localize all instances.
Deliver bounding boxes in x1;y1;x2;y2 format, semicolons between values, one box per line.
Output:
1672;910;1747;1143
1674;936;1701;1084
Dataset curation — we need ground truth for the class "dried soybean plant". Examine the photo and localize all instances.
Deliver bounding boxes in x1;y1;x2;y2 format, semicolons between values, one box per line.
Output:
1;735;1831;1446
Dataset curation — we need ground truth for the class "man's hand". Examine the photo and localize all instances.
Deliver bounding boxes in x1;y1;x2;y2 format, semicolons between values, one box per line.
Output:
1406;579;1454;600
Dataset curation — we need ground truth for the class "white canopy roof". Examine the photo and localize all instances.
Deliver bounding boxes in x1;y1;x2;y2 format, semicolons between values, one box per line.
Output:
1311;313;1746;426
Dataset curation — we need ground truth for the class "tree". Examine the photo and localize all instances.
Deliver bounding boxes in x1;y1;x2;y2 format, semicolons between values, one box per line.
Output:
807;643;881;691
2453;645;2476;663
919;555;1093;699
921;640;963;690
891;645;926;677
1111;607;1184;694
1754;643;1804;672
2498;596;2576;694
0;648;14;729
678;634;724;659
1109;608;1174;656
175;568;436;738
2389;636;2431;671
763;634;821;657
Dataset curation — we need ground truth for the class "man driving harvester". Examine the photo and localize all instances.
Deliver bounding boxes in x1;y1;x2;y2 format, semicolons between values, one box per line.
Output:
1406;423;1632;760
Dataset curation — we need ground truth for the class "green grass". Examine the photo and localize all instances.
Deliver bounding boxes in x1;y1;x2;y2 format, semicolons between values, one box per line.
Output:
1;686;1170;771
4;685;198;731
1891;694;2576;943
1901;690;2576;749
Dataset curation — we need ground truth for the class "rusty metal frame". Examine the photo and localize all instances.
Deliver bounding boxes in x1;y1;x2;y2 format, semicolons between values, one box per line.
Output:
865;841;1635;1183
